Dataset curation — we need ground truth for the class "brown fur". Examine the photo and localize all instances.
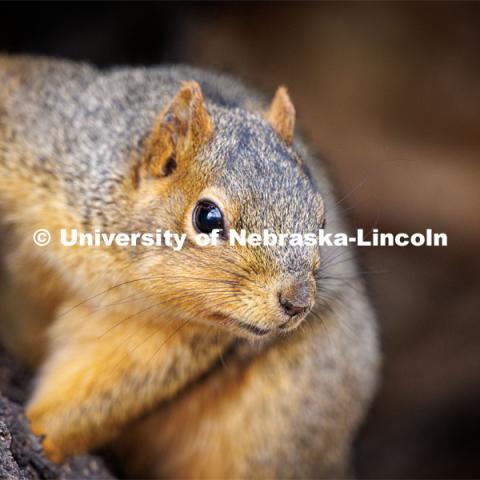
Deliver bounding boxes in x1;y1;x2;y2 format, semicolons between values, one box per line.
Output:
144;81;213;178
0;56;379;478
266;86;295;145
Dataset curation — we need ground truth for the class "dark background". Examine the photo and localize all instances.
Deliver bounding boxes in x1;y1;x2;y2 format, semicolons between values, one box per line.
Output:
1;2;479;478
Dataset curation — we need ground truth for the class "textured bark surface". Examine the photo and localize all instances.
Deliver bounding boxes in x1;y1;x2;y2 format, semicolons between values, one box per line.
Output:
0;345;115;480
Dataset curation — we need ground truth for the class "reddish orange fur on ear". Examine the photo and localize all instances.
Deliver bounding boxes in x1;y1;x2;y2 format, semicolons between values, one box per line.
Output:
145;81;213;177
265;86;295;145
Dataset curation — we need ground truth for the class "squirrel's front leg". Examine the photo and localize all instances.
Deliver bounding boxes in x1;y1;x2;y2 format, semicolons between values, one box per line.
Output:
26;303;230;462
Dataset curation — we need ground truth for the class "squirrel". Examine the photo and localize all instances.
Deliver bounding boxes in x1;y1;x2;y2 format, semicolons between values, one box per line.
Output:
0;55;379;478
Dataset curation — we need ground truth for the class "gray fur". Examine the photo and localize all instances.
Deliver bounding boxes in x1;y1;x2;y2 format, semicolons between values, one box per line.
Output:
0;56;379;478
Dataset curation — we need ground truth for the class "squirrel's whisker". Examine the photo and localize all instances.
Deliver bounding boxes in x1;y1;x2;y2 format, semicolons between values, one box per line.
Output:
58;275;173;317
98;286;243;339
60;274;242;319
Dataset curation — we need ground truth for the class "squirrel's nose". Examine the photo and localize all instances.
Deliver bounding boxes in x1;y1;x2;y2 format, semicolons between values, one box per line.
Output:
278;278;315;318
279;296;309;317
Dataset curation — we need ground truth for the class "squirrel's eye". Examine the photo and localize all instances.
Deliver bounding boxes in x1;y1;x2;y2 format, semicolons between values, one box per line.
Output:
193;200;225;236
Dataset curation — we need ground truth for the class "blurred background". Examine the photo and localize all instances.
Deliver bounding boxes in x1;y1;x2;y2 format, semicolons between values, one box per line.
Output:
1;2;479;478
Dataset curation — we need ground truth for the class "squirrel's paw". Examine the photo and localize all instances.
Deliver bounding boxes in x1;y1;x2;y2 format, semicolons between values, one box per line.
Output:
40;436;65;464
27;410;66;464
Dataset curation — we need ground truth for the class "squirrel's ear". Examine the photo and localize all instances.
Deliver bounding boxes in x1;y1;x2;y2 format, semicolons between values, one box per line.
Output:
144;81;213;177
265;86;295;145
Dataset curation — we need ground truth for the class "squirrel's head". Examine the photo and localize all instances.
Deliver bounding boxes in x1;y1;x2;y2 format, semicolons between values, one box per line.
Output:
125;81;325;339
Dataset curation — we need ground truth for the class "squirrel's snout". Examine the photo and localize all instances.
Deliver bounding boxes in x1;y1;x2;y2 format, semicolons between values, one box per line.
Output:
279;296;309;317
277;276;316;322
280;297;309;317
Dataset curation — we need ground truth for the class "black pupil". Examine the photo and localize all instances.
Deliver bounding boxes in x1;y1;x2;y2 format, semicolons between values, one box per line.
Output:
194;201;224;235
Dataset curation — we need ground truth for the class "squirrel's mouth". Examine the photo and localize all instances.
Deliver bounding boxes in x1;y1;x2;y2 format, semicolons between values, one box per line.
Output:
209;313;271;337
234;319;271;337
